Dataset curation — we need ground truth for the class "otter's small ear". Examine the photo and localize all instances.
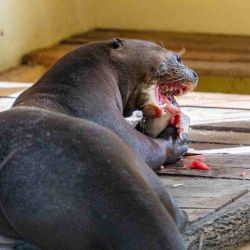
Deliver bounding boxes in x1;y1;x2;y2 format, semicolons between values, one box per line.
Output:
111;38;125;49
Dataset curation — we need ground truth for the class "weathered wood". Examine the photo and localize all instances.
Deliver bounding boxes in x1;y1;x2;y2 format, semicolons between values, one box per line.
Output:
161;176;250;199
183;193;250;250
159;166;250;180
0;98;16;111
189;153;250;168
67;29;250;53
184;209;214;222
191;120;250;133
182;107;250;126
184;59;250;77
0;65;47;83
178;92;250;110
158;153;250;179
0;82;32;97
176;197;233;209
162;176;250;248
1;36;250;248
196;146;250;155
64;36;250;63
22;44;77;67
182;50;250;63
188;142;236;150
189;129;250;145
65;34;250;62
20;29;250;78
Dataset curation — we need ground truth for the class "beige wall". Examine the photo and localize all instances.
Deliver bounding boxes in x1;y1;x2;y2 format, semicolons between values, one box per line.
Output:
0;0;95;72
95;0;250;35
1;0;250;72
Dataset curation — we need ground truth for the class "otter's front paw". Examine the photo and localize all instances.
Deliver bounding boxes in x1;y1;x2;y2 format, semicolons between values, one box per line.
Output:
165;138;188;164
158;126;188;164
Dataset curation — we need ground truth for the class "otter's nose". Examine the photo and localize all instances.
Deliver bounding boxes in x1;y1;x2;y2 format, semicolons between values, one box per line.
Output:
191;70;198;84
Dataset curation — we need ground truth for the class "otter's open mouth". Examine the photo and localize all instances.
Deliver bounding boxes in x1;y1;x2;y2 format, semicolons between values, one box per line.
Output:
152;81;193;137
155;81;193;106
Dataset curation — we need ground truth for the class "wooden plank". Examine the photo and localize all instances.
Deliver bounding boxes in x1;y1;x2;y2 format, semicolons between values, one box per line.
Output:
163;176;250;223
0;88;23;97
178;153;250;169
0;29;249;249
182;50;250;63
67;29;250;53
183;107;250;126
0;65;47;83
158;154;250;179
183;198;250;250
178;92;250;110
185;154;250;169
196;146;250;155
192;120;250;133
64;36;250;63
24;48;250;78
62;36;96;44
22;30;250;78
184;208;214;222
158;166;250;180
0;82;32;97
188;142;236;150
0;98;16;111
176;197;232;209
162;176;250;198
23;44;77;67
184;59;250;77
189;129;250;145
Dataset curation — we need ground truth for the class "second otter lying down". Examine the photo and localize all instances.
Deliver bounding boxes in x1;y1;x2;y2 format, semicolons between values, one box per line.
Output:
0;38;197;250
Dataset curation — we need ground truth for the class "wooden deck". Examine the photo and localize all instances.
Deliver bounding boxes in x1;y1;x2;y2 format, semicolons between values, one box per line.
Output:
0;30;250;249
160;95;250;249
2;29;250;94
0;86;249;250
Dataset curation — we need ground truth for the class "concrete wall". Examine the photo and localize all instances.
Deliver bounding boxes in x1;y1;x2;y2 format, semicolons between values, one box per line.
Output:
0;0;95;72
1;0;250;72
95;0;250;35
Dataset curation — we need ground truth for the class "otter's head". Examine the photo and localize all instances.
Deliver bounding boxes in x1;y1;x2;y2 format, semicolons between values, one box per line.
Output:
109;38;198;117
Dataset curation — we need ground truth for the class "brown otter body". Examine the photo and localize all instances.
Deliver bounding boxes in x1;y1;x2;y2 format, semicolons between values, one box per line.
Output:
0;39;197;249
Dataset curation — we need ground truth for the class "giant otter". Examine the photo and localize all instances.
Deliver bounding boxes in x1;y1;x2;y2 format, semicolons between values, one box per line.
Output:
0;38;197;250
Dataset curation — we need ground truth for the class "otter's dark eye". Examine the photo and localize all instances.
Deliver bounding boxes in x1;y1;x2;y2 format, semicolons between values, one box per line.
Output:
176;55;182;63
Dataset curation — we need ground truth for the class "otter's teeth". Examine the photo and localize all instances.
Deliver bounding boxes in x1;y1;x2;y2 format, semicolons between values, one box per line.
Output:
164;88;169;94
179;88;183;96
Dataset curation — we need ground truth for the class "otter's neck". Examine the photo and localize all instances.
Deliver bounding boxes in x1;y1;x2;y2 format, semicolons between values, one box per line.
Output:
14;59;130;118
